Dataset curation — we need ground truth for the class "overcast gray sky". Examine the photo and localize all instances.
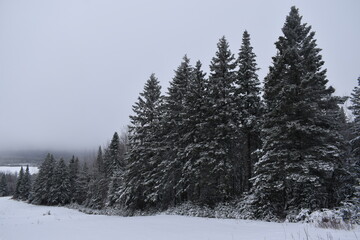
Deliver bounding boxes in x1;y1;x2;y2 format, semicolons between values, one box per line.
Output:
0;0;359;152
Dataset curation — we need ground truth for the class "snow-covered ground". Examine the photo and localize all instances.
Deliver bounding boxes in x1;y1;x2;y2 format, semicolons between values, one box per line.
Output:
0;197;358;240
0;166;38;175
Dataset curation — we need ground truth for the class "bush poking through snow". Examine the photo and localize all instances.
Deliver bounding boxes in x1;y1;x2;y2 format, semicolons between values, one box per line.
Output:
288;208;357;230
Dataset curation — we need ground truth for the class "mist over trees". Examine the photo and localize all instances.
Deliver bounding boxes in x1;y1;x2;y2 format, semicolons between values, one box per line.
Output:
12;6;359;222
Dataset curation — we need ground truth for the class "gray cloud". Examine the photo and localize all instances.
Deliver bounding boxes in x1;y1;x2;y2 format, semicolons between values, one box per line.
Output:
0;0;359;151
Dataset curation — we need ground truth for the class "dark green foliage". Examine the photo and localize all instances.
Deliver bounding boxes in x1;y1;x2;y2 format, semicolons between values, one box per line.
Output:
68;156;80;202
94;146;104;175
0;174;8;197
159;55;193;206
349;77;360;158
86;177;109;209
13;166;31;200
50;158;71;205
235;31;262;193
74;162;90;204
22;166;32;200
250;6;348;219
14;167;24;199
348;77;360;204
31;154;56;205
104;132;125;178
118;73;163;210
178;60;210;204
203;36;238;204
106;132;127;205
85;147;108;209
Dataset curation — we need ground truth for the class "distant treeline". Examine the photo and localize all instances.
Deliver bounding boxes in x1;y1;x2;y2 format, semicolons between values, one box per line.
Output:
0;150;95;166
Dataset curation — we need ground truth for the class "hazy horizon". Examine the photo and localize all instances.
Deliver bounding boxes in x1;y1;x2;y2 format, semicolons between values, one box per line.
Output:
0;0;359;152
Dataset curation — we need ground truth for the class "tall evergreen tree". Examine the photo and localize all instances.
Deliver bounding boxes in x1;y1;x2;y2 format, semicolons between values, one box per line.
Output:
159;55;193;206
250;7;348;219
349;77;360;204
31;154;56;205
22;165;32;200
235;30;262;193
178;60;211;203
203;36;237;204
50;158;71;205
349;77;360;159
118;73;163;210
14;167;24;199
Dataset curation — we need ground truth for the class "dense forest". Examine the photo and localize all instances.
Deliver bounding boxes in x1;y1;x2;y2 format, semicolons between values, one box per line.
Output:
10;7;360;221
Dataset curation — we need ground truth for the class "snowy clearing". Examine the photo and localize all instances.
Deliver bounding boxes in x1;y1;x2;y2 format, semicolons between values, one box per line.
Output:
0;166;38;175
0;197;358;240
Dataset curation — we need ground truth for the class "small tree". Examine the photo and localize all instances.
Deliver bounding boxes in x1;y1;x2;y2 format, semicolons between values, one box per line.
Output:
22;166;32;200
104;132;125;178
68;156;80;202
0;174;8;197
74;162;90;204
85;147;108;209
14;167;24;199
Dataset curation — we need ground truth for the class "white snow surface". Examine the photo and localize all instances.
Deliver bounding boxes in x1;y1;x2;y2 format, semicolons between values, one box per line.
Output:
0;166;39;174
0;197;358;240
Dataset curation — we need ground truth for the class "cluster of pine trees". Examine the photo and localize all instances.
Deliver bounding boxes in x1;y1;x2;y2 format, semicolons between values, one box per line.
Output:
13;154;89;205
0;174;9;196
13;133;127;208
0;173;18;197
13;166;32;200
16;7;359;221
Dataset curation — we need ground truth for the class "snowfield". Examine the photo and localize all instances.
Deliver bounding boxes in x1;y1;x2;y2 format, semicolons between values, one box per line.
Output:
0;166;38;175
0;197;358;240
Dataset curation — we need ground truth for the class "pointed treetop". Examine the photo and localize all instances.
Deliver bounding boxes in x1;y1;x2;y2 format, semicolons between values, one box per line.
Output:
281;6;311;44
112;132;119;141
210;36;236;73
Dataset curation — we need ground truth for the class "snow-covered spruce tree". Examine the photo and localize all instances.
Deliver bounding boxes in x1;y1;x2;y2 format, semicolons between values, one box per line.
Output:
107;132;127;206
85;147;108;209
50;158;71;205
68;156;79;202
0;174;8;197
349;77;360;204
94;146;104;175
157;55;194;207
21;165;32;200
104;132;124;178
203;36;238;205
14;166;24;199
117;73;163;211
235;30;262;193
349;77;360;161
74;162;90;204
31;154;56;205
250;6;348;220
177;60;212;204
